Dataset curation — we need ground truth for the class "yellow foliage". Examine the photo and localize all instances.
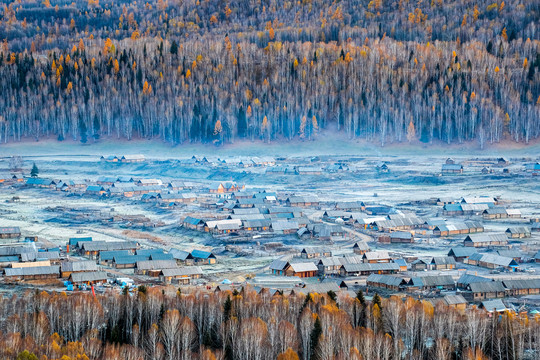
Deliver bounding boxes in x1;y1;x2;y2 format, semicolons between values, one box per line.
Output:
494;66;500;73
214;120;222;135
185;69;191;78
277;348;299;360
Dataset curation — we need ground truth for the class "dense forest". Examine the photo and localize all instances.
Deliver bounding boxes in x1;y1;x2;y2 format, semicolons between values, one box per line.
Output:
0;0;539;146
1;288;539;360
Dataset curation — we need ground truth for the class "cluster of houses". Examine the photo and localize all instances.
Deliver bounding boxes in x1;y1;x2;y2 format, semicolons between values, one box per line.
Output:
100;154;146;163
0;235;217;288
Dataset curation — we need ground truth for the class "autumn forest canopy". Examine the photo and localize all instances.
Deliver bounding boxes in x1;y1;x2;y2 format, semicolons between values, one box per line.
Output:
0;0;539;146
2;288;540;360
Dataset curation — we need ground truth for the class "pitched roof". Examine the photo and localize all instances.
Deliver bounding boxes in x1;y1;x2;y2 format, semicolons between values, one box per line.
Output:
409;275;455;287
169;249;193;261
468;281;505;293
191;249;215;259
288;262;318;272
61;260;98;272
136;260;178;270
5;265;60;277
160;267;203;277
443;294;467;306
367;274;406;287
69;271;108;283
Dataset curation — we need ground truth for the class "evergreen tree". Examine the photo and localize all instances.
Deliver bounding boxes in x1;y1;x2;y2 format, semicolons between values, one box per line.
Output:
310;316;322;360
30;163;38;177
223;295;232;323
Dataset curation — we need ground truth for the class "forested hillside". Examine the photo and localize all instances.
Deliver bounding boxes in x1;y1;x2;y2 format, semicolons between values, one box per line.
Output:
1;288;539;360
0;0;539;146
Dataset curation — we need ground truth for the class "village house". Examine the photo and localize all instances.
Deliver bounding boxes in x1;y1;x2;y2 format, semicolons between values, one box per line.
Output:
480;299;514;314
135;260;178;276
366;274;407;291
372;216;424;232
284;262;318;278
442;295;468;311
191;249;217;264
442;163;463;174
502;279;540;296
448;247;478;262
505;226;531;239
482;207;508;220
79;241;139;259
468;253;519;271
352;242;370;255
98;250;130;266
26;178;56;188
432;221;484;237
159;266;203;284
4;265;60;280
182;216;205;230
60;260;99;277
463;233;508;248
410;259;429;271
506;209;522;218
496;250;523;263
339;262;400;276
408;275;455;291
317;258;346;276
113;255;149;269
295;167;322;175
100;155;119;162
96;176;117;185
269;260;289;276
335;201;365;212
69;271;108;285
169;249;195;265
137;178;162;186
67;237;92;252
300;248;332;259
376;162;389;173
430;256;456;270
242;219;271;232
456;273;493;289
209;182;243;194
120;155;145;163
85;185;106;196
204;219;242;234
0;227;21;239
465;281;506;301
378;231;414;243
271;220;300;234
286;195;320;207
362;251;392;263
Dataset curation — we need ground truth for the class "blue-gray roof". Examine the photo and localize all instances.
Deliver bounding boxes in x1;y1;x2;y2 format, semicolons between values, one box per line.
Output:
69;237;92;246
191;249;215;259
100;250;130;261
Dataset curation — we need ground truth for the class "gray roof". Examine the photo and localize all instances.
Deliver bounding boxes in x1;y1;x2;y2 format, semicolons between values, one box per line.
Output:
81;241;138;252
161;267;203;277
481;299;510;312
367;274;406;287
169;249;193;261
431;256;456;266
342;263;400;272
448;247;477;257
289;262;318;272
457;273;492;286
99;250;131;261
410;275;454;287
36;251;61;260
502;279;540;290
69;271;108;283
61;260;99;272
136;260;178;271
468;281;505;293
465;233;508;244
293;282;340;294
506;226;531;234
443;294;468;306
5;265;60;277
